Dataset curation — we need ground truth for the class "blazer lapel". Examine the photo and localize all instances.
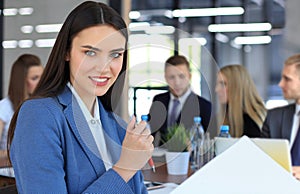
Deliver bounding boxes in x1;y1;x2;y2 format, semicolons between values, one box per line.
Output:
57;87;105;174
162;93;170;127
97;100;124;164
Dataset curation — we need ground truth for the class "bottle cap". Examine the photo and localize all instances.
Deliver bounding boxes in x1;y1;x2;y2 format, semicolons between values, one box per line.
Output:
220;125;229;132
193;116;201;123
141;115;149;121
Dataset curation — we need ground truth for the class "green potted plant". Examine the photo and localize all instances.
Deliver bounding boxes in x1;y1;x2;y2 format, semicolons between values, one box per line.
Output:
165;124;190;152
164;124;191;175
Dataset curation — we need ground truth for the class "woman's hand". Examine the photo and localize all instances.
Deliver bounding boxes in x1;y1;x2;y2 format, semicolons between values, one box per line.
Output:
113;116;154;182
292;166;300;180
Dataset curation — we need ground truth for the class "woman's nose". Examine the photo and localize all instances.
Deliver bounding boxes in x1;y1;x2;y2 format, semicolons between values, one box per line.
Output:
95;57;111;72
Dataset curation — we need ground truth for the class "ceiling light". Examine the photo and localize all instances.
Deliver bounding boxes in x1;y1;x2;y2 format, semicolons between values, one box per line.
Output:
21;25;34;34
3;8;18;16
208;23;272;32
129;22;150;31
215;33;229;43
129;11;141;19
172;7;244;17
234;35;272;45
35;24;62;33
35;39;56;47
129;9;172;20
18;40;33;48
230;41;242;49
19;7;34;15
2;40;18;49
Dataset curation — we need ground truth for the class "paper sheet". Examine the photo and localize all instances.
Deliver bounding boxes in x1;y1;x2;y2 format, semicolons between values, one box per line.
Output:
171;136;300;194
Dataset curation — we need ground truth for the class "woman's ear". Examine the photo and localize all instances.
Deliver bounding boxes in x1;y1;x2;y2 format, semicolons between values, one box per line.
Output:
65;52;70;61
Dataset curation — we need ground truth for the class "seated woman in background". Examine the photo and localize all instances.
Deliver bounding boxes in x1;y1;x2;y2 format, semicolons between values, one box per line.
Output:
215;64;267;137
0;54;43;152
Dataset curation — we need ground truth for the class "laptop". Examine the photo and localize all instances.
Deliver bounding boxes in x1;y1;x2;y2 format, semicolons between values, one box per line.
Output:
214;137;292;173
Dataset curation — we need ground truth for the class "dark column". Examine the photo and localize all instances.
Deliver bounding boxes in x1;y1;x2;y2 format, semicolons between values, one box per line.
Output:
0;1;3;98
172;0;179;56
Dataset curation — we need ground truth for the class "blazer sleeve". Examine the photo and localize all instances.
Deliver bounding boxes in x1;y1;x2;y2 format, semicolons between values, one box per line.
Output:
261;113;271;138
10;100;147;194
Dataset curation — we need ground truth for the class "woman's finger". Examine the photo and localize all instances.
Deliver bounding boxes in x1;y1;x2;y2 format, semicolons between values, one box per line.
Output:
127;116;136;132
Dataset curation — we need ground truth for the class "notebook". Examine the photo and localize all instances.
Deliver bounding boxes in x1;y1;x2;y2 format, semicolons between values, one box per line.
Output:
214;136;292;172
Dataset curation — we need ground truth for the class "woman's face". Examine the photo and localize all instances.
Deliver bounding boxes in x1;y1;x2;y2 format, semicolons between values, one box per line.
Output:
68;25;126;105
26;65;44;95
215;72;228;104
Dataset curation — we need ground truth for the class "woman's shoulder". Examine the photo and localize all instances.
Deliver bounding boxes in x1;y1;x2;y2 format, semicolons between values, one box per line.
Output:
0;97;12;106
0;97;14;120
23;97;57;105
21;97;62;113
0;97;13;112
243;113;261;137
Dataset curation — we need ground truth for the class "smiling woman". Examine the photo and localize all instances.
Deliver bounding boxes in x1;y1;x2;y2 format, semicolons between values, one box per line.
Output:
7;1;153;193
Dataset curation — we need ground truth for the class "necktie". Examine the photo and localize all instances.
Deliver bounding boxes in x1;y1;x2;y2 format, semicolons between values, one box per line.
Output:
291;115;300;166
169;99;180;127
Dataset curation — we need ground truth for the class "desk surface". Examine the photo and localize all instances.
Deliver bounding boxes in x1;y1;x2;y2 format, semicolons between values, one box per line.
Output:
142;162;193;184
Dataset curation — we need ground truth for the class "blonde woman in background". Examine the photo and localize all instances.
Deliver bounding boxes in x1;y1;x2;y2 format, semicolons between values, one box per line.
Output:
215;64;267;137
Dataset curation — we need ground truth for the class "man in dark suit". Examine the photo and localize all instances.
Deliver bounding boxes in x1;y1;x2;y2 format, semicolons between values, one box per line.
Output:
148;55;212;146
262;53;300;179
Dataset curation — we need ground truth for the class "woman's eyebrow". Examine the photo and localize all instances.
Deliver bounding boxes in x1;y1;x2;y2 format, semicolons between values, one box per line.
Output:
81;45;101;51
81;45;125;53
110;48;125;52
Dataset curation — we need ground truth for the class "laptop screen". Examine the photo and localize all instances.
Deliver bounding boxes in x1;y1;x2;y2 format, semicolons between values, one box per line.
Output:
214;137;292;173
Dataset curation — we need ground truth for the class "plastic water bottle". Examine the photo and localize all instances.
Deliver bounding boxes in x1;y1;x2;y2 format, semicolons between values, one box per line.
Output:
141;115;149;122
189;116;205;170
218;125;231;138
141;115;151;130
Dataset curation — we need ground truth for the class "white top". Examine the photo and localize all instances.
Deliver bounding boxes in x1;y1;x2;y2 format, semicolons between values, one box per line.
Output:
67;83;112;170
290;104;300;148
168;88;192;124
0;97;14;149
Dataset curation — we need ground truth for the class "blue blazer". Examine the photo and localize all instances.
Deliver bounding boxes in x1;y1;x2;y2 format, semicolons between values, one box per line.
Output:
10;87;147;194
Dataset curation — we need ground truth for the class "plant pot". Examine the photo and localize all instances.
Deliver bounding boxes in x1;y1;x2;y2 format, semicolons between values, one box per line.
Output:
165;151;190;175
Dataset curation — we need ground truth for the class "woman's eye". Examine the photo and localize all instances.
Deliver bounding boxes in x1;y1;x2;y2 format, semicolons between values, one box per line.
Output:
110;52;123;58
31;76;40;81
85;50;96;56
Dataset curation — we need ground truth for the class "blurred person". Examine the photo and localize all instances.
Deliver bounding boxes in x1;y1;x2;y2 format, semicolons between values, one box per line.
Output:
7;1;153;193
0;54;43;152
261;53;300;180
148;55;212;146
215;64;266;137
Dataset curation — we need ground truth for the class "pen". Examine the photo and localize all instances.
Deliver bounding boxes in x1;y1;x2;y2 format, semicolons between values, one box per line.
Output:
148;157;156;173
141;115;156;173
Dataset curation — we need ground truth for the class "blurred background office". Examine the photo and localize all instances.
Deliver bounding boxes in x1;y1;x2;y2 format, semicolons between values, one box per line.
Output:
1;0;299;126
